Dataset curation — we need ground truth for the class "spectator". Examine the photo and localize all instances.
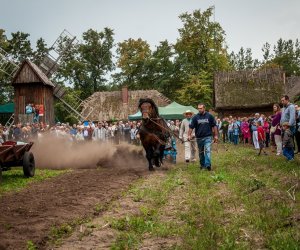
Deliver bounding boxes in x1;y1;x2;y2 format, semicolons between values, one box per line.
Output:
261;114;270;147
241;117;251;144
13;123;22;141
25;103;33;114
282;122;294;161
280;95;296;134
92;122;106;142
232;118;240;145
83;126;89;140
257;121;267;156
228;119;234;143
33;104;40;123
294;104;300;154
221;117;229;143
251;119;260;150
130;123;138;145
75;128;85;141
270;103;282;156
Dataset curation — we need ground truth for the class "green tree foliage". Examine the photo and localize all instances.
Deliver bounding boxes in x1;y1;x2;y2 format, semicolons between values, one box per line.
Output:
174;7;228;74
173;7;229;104
272;38;300;76
176;71;213;108
259;39;300;76
7;31;33;62
228;47;259;70
58;28;115;99
114;38;151;89
0;29;15;104
32;38;50;66
147;40;178;98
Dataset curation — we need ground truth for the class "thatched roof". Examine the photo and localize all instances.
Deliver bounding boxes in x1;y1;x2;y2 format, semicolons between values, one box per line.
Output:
81;89;171;121
214;67;285;110
12;60;55;87
286;76;300;101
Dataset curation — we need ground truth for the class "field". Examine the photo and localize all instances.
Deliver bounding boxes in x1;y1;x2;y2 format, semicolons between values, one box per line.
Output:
0;142;299;250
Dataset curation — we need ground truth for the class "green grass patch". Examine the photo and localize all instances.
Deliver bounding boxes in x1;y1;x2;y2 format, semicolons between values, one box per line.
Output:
111;145;300;249
48;217;91;245
0;169;67;195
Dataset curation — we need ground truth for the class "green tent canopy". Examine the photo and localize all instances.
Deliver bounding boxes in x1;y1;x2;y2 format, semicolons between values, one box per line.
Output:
159;102;198;120
128;102;198;120
128;110;142;121
0;103;14;113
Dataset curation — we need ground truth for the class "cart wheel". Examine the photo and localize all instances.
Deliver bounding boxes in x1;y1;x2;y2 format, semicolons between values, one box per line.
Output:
23;152;35;177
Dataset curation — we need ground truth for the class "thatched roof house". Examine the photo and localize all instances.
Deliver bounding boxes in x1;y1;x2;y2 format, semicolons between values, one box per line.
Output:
214;67;287;116
81;87;171;121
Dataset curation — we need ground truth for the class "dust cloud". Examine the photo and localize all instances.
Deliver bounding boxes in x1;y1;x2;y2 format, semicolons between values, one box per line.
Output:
31;135;145;170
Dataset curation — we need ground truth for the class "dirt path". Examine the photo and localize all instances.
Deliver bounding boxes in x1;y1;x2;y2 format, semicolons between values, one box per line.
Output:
0;165;149;250
0;139;182;250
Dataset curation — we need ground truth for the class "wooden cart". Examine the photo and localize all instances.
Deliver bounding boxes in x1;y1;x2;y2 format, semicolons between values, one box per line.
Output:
0;141;35;182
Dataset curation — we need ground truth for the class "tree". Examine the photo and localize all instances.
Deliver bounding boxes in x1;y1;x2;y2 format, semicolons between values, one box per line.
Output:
147;40;178;98
32;38;50;66
172;7;229;105
114;38;151;89
262;42;272;63
229;47;259;70
58;28;115;99
6;31;33;62
174;7;228;74
272;38;300;76
0;29;15;104
176;71;213;108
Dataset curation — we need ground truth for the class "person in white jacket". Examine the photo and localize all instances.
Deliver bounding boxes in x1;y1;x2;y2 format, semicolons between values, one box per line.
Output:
92;122;106;142
179;110;196;163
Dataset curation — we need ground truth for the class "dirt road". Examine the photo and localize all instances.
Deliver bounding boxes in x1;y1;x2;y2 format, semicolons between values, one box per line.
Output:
0;138;169;249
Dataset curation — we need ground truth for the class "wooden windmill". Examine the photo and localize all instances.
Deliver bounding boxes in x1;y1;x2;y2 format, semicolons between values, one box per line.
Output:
0;29;93;127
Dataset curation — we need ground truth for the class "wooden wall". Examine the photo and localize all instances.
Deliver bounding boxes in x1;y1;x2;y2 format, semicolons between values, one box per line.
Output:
14;83;54;125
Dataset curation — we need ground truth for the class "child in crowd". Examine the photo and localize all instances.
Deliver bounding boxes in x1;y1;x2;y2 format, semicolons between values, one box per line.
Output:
281;122;294;161
257;121;267;156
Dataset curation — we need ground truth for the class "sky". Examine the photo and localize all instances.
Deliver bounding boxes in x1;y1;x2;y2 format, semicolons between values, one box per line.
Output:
1;0;300;61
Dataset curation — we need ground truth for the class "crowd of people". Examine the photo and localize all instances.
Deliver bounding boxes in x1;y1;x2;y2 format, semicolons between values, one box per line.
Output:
0;95;299;166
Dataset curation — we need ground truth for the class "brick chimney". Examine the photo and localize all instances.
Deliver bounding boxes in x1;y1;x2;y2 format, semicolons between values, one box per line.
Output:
122;86;128;104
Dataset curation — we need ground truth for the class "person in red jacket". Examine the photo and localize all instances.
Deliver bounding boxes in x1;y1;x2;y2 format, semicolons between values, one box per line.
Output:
257;121;268;156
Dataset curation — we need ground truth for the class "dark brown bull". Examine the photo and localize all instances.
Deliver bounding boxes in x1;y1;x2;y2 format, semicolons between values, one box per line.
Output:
138;98;170;171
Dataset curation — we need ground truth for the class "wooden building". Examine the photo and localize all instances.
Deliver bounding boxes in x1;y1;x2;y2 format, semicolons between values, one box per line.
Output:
12;60;55;125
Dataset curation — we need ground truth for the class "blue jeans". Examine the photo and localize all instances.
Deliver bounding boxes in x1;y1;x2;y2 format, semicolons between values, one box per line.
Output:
197;136;212;168
283;147;294;161
233;135;239;145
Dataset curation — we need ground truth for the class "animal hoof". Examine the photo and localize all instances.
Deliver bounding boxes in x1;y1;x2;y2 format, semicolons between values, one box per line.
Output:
149;168;155;171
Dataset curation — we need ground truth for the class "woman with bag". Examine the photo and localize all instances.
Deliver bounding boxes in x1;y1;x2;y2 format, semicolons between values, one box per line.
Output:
270;103;282;155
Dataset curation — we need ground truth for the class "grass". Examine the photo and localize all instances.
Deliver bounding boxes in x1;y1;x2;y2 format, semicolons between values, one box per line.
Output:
0;168;67;195
109;144;300;249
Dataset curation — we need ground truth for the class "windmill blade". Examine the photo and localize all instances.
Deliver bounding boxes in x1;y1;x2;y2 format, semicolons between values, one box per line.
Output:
0;47;19;77
39;29;78;77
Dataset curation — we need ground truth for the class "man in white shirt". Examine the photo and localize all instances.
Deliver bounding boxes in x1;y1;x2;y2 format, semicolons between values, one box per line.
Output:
179;110;196;163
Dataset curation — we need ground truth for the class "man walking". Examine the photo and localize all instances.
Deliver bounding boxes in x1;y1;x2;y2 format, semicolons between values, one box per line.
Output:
188;103;218;171
179;110;196;163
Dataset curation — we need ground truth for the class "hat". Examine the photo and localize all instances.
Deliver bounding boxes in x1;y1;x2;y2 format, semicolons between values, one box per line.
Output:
255;113;259;116
183;110;194;116
282;122;290;127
